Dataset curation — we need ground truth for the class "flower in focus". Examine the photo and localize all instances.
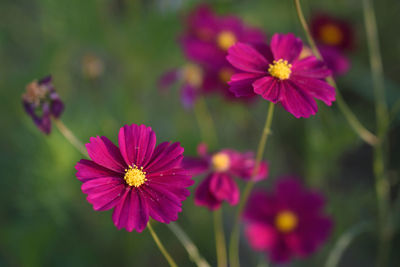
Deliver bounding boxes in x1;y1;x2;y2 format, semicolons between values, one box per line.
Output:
243;177;333;263
182;143;268;210
227;33;336;118
75;124;194;232
22;76;64;134
310;13;354;75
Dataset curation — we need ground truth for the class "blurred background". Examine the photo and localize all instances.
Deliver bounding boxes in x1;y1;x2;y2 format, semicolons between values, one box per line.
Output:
1;0;400;266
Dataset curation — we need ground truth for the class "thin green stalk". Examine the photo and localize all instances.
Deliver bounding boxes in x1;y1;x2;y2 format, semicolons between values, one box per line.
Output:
214;209;228;267
148;222;178;267
54;119;208;267
167;223;211;267
53;118;88;157
293;0;378;146
363;0;392;266
325;222;371;267
229;103;275;267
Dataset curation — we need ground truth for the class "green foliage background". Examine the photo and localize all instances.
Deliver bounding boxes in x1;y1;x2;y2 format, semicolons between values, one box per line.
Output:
0;0;400;266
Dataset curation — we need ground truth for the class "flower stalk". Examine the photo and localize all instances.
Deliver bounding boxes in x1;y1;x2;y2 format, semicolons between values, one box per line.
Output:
148;222;179;267
363;0;392;266
293;0;378;146
229;103;275;267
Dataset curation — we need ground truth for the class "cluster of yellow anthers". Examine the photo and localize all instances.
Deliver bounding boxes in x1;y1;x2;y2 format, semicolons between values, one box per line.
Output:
268;59;293;80
124;164;147;187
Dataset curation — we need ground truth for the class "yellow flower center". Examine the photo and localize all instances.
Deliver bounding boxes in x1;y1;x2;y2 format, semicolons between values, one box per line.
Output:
319;24;343;46
124;165;147;187
268;59;292;80
183;64;203;87
211;152;230;172
275;210;298;233
217;31;237;51
219;68;234;83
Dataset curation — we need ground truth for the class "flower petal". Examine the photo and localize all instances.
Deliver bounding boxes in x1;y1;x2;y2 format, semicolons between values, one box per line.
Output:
280;81;318;118
245;223;278;251
112;188;149;232
145;142;184;173
270;33;303;63
194;175;222;210
252;76;281;102
228;73;261;97
181;157;209;177
81;177;125;211
291;76;336;106
227;42;269;74
86;136;125;173
118;124;157;168
292;56;332;79
75;159;121;182
209;173;239;206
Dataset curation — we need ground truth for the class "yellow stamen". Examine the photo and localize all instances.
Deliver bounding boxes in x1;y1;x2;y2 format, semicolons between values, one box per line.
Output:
219;68;234;83
275;210;298;233
183;64;203;87
211;152;230;172
319;24;343;46
124;165;147;187
268;59;292;80
217;31;237;51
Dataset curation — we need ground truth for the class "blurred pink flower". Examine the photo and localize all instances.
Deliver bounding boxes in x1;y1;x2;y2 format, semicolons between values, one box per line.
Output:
244;177;333;263
182;143;268;210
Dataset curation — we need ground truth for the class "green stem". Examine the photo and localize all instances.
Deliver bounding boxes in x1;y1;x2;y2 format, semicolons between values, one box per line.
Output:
167;223;211;267
363;0;392;266
293;0;378;146
53;118;88;157
229;103;275;267
214;209;228;267
148;222;178;267
53;120;208;267
325;222;371;267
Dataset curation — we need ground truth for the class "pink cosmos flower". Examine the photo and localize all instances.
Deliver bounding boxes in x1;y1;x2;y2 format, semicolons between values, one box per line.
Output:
182;144;268;210
243;177;333;263
226;33;336;118
181;4;266;68
75;124;194;232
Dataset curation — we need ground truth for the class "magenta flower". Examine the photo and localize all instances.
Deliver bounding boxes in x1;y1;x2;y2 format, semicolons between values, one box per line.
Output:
22;76;64;134
243;178;333;263
75;124;194;232
181;5;266;68
182;144;268;210
311;13;354;51
227;33;336;118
